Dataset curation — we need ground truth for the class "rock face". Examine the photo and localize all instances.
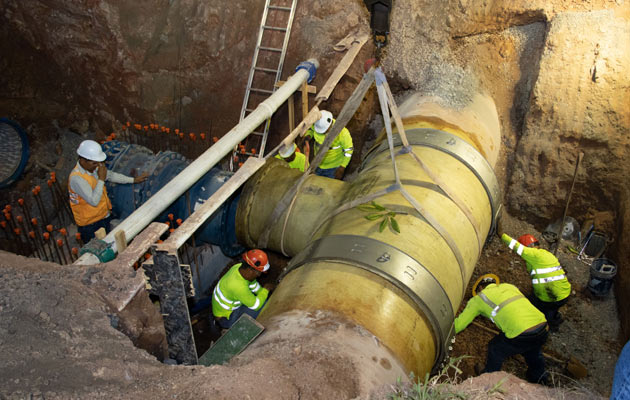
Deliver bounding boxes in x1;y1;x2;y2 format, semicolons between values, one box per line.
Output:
507;10;630;223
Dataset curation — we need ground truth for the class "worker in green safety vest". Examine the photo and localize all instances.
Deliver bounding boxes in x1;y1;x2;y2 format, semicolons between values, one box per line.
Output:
212;249;275;329
500;231;571;331
275;142;307;172
304;110;353;180
454;274;549;384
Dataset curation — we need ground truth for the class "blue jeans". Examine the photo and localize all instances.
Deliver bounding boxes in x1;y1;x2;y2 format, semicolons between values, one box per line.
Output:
315;166;338;179
218;298;268;329
612;340;630;399
78;215;112;243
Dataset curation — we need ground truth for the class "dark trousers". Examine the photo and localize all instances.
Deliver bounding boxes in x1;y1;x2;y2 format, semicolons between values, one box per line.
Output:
78;215;112;243
217;298;268;329
315;166;338;179
484;324;549;383
529;294;568;327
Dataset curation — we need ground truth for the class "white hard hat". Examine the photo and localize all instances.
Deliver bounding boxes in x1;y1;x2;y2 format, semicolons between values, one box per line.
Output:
314;110;333;134
278;143;296;158
77;140;106;162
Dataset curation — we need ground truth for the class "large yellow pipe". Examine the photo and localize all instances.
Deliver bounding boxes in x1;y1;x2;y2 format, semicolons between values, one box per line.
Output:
235;92;500;388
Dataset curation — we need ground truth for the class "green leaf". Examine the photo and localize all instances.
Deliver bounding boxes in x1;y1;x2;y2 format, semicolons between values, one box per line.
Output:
356;204;376;212
390;217;400;233
371;201;386;211
364;213;383;221
379;218;387;232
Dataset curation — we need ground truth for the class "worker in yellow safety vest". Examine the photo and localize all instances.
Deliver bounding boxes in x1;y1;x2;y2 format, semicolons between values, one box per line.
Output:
212;249;276;329
304;110;353;180
68;140;147;242
275;142;307;172
454;274;549;384
500;232;571;330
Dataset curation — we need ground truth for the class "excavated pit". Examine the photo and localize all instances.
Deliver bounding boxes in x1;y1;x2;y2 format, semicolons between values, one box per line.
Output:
1;0;629;398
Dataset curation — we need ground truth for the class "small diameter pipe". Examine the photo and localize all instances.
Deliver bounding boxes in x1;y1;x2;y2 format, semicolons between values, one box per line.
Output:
75;58;318;265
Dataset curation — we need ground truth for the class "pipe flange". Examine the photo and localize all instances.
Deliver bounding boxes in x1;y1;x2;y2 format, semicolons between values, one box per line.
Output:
361;128;501;241
282;234;454;373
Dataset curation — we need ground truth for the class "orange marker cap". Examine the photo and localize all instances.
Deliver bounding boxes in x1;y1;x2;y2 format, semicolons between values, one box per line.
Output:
16;215;23;223
72;248;79;255
18;198;24;205
46;225;53;232
14;228;21;235
75;233;81;240
212;136;219;143
60;228;67;236
43;232;50;240
29;231;36;239
31;218;38;226
57;239;63;247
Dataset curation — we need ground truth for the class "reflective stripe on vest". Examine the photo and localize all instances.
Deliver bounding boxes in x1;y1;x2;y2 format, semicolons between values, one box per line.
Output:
478;292;524;322
213;284;241;311
249;281;261;294
530;266;562;275
532;275;566;285
248;297;261;310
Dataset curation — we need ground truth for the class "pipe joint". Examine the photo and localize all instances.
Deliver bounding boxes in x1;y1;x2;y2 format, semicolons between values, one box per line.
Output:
282;234;455;372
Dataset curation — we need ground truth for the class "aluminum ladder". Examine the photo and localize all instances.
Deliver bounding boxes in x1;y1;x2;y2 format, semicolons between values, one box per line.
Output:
231;0;298;170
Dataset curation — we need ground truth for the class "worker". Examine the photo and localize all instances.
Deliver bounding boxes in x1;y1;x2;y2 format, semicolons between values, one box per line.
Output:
212;249;275;329
275;142;307;172
68;140;147;242
304;110;353;180
454;274;549;384
500;231;571;330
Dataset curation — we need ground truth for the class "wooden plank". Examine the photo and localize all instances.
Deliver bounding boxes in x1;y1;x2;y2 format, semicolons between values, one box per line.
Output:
315;31;369;104
301;80;309;119
198;314;264;366
288;93;295;133
162;157;267;250
275;107;321;154
94;227;106;240
114;230;127;253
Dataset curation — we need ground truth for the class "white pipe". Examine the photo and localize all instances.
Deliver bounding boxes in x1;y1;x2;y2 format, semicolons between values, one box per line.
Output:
75;58;319;265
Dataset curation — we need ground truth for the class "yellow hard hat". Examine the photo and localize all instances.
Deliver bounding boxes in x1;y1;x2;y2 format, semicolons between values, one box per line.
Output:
472;273;500;296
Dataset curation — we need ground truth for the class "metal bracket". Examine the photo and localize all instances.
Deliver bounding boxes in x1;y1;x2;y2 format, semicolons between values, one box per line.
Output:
282;234;455;373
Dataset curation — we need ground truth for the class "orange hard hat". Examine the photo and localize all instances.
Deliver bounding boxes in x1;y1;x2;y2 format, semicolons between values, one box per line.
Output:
518;234;539;247
243;249;270;273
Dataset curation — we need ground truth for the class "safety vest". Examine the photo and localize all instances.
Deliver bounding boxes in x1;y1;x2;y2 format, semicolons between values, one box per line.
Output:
501;233;571;302
68;167;112;226
211;263;269;319
275;151;307;172
454;283;546;338
305;119;353;169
